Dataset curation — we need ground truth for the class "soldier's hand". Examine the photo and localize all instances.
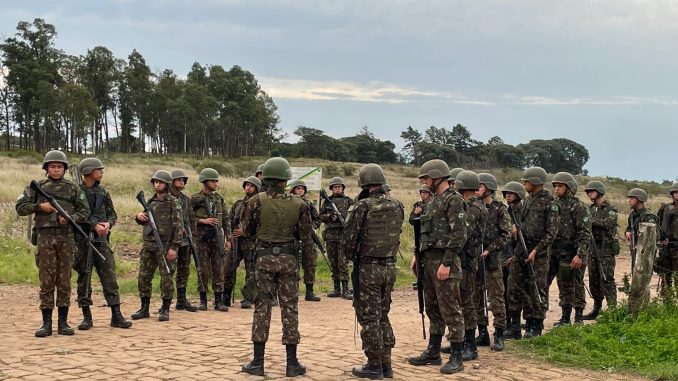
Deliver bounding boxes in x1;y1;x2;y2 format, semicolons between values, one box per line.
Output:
481;249;489;258
511;225;517;238
504;257;514;267
232;228;243;238
167;249;177;261
625;231;632;241
136;212;148;222
202;217;218;226
38;202;57;213
437;264;451;280
95;222;109;237
330;213;338;222
660;239;668;246
526;249;537;264
58;216;67;225
411;256;417;276
225;240;232;252
414;207;423;215
571;255;583;269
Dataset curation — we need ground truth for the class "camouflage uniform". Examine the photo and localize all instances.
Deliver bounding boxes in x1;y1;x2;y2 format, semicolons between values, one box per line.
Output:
224;196;256;300
626;206;660;273
343;191;404;371
589;200;619;307
170;188;198;297
459;196;487;334
409;200;429;225
657;201;678;290
320;193;354;289
191;190;231;294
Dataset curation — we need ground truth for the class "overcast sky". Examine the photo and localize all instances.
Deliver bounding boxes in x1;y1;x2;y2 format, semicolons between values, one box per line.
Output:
1;0;676;181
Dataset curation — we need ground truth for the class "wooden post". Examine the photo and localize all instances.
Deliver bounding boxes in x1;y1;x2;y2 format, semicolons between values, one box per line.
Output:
628;222;657;314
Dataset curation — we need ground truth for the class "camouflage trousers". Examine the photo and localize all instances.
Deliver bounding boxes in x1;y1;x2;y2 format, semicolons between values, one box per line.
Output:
36;229;75;309
507;254;549;319
301;242;317;284
460;266;478;331
658;245;678;290
422;254;464;343
252;253;300;344
477;267;507;330
223;248;255;291
327;239;349;281
197;239;225;293
138;242;177;299
501;263;516;315
555;253;587;309
174;245;192;290
74;240;121;307
588;252;617;306
354;262;397;362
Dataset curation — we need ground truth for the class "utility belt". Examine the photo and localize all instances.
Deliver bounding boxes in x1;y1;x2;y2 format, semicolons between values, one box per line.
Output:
36;226;72;235
360;256;396;265
551;241;576;253
422;248;445;260
255;241;296;257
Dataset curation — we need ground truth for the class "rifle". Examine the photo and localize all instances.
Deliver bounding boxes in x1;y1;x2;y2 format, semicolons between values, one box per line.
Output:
320;189;346;227
412;217;426;340
589;232;607;282
508;205;543;305
479;218;489;320
135;191;171;274
200;197;226;258
630;213;637;275
184;220;205;292
311;230;330;266
30;180;105;262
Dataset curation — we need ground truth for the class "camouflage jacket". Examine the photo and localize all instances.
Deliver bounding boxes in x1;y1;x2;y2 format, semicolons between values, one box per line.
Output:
483;199;511;256
135;192;184;251
79;182;117;239
461;196;488;269
320;193;353;235
342;192;404;260
301;196;321;230
171;189;196;247
626;206;660;241
419;187;468;265
191;190;231;241
409;200;429;225
16;176;90;229
231;195;256;251
657;201;678;242
520;189;560;257
590;200;619;246
505;201;523;262
553;194;592;259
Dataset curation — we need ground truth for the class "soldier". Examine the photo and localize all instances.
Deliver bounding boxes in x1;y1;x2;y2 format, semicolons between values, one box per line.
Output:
16;150;90;337
74;158;132;330
343;164;404;379
169;169;199;313
224;176;262;309
241;157;312;377
448;167;465;188
475;173;510;351
320;176;354;300
407;159;467;374
191;168;232;312
255;164;265;182
501;181;527;340
625;188;660;274
582;181;619;319
551;173;591;326
382;183;392;197
289;179;322;302
409;185;432;225
510;167;559;338
132;170;183;322
657;181;678;293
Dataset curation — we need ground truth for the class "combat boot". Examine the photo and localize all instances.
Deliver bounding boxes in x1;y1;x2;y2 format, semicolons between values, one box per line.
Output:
242;342;265;376
341;280;353;300
240;299;252;309
110;304;132;328
475;324;490;346
523;318;536;339
131;297;150;320
440;342;464;374
525;318;543;338
35;309;52;338
214;293;229;312
461;329;477;361
175;287;198;312
574;307;584;324
582;300;602;320
382;347;393;378
158;298;171;321
407;334;443;366
440;343;452;354
198;291;208;311
491;328;505;351
327;280;341;297
553;306;572;327
223;288;232;307
505;311;522;339
78;306;93;330
352;360;383;380
285;344;307;377
305;283;321;301
57;306;74;335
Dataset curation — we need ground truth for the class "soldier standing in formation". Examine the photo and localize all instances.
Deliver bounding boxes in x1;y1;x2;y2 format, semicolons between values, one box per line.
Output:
224;176;262;308
551;173;591;326
191;168;232;312
583;181;619;319
475;173;510;351
625;188;659;274
409;185;432;225
169;169;199;313
320;177;354;300
74;158;132;330
241;157;312;377
289;179;323;302
501;181;527;339
657;181;678;293
16;150;90;337
408;159;467;374
132;170;183;322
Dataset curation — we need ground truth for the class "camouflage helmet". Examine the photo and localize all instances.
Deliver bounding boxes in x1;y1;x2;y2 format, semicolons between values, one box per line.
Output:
42;150;68;170
358;163;386;187
502;181;527;200
171;169;189;183
288;179;307;193
418;184;431;194
198;168;220;183
552;172;577;193
255;164;264;176
627;188;648;202
418;159;451;179
669;181;678;195
521;166;548;185
328;177;346;190
383;184;391;192
78;157;104;175
585;180;606;195
455;170;480;191
151;170;172;185
243;176;262;192
478;173;498;191
450;167;465;181
262;157;292;180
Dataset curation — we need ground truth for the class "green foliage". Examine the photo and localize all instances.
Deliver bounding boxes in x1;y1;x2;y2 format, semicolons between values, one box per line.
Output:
194;160;236;177
0;236;38;284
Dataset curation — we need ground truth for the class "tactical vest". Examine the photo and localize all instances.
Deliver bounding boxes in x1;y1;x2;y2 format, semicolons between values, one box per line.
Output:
521;190;555;244
358;196;403;258
257;192;302;243
420;189;466;251
81;184;109;239
662;203;678;240
192;192;224;232
553;196;577;249
484;200;506;252
462;197;488;267
34;178;79;228
325;195;352;230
